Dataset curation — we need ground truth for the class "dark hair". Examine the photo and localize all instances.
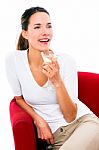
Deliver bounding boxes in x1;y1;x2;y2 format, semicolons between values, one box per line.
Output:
17;7;49;50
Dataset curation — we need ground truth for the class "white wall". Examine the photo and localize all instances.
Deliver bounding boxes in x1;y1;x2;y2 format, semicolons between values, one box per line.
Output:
0;0;99;149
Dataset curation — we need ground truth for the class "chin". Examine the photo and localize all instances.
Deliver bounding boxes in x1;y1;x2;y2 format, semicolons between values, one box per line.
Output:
40;46;50;51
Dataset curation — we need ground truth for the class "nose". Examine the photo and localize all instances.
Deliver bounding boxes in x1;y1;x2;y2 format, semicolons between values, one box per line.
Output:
41;27;49;36
42;33;49;37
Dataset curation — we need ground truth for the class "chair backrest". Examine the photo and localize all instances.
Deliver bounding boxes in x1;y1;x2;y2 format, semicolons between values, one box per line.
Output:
78;72;99;117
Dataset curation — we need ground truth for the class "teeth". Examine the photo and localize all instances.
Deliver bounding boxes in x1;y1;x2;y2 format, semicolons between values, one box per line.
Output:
39;39;49;42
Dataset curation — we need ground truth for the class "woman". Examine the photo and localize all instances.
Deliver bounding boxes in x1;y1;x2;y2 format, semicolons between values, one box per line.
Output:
5;6;99;150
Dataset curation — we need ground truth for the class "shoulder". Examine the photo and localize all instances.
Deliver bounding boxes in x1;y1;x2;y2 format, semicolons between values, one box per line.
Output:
55;52;77;76
56;52;76;66
5;50;27;76
5;50;15;65
5;50;27;64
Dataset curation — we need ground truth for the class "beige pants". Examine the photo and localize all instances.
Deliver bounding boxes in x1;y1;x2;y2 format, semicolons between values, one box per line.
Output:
51;114;99;150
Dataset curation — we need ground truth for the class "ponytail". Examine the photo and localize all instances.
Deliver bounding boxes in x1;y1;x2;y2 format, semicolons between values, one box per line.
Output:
17;33;29;50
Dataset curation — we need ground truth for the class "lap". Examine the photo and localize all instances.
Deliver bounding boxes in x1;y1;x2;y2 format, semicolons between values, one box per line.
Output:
51;114;99;150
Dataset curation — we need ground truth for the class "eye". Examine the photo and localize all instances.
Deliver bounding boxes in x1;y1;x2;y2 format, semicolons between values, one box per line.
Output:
34;26;40;29
47;24;52;28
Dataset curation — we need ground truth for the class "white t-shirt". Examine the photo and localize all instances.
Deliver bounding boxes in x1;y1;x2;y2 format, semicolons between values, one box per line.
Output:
5;50;92;133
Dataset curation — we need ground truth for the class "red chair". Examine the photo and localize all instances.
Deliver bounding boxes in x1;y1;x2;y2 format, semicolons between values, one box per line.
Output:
9;72;99;150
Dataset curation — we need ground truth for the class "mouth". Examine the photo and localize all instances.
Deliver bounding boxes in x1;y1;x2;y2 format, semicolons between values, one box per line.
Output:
39;38;50;43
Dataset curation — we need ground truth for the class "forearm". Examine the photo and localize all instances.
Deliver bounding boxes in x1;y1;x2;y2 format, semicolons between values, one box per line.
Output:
54;80;77;122
15;96;54;144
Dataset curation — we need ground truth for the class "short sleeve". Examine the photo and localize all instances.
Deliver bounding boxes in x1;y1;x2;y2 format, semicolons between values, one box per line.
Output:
5;52;22;96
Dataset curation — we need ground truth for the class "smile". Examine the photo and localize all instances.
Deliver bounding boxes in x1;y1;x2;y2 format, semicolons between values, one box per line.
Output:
39;38;50;42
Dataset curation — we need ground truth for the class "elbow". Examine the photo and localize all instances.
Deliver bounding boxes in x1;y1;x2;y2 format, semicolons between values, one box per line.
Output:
64;104;77;123
15;96;23;105
16;99;20;106
65;113;77;123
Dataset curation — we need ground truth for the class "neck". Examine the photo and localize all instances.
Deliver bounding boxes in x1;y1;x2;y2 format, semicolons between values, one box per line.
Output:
27;49;43;67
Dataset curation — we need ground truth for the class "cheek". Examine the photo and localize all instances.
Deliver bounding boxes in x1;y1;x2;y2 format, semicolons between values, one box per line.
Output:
50;30;53;38
51;33;53;38
28;32;37;42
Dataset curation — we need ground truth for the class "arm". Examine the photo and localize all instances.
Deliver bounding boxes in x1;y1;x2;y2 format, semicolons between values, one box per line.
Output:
42;56;77;123
5;52;54;144
15;96;54;144
53;79;77;122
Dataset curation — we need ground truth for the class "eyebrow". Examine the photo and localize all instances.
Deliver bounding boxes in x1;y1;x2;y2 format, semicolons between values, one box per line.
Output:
34;23;51;26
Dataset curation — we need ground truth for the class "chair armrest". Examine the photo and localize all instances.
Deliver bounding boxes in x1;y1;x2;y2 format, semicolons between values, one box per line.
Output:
78;72;99;117
9;97;37;150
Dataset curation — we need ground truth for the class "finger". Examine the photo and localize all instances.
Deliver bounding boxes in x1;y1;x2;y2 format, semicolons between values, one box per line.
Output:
48;63;56;71
42;64;53;72
47;59;59;71
42;62;58;73
42;68;48;75
47;64;59;76
41;133;45;140
42;69;51;78
42;64;51;70
47;66;53;74
42;66;52;75
37;127;44;140
46;139;50;144
43;62;56;74
52;60;59;69
37;127;41;139
49;136;54;144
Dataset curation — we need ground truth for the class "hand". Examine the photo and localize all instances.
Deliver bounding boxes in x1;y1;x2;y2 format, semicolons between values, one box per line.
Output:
42;58;62;87
34;115;54;144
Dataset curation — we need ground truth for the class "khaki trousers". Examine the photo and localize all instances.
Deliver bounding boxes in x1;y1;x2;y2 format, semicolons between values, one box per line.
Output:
51;114;99;150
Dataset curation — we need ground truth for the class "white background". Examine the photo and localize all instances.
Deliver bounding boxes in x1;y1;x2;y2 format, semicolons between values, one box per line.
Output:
0;0;99;149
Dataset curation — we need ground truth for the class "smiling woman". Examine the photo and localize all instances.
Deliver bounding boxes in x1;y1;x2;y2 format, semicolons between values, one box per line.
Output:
17;7;52;51
0;1;99;150
5;6;99;150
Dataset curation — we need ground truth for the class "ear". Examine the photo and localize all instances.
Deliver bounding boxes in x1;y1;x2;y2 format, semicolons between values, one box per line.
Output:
22;30;28;39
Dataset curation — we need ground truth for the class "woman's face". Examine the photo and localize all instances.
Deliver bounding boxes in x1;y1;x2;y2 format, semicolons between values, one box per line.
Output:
23;12;53;52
